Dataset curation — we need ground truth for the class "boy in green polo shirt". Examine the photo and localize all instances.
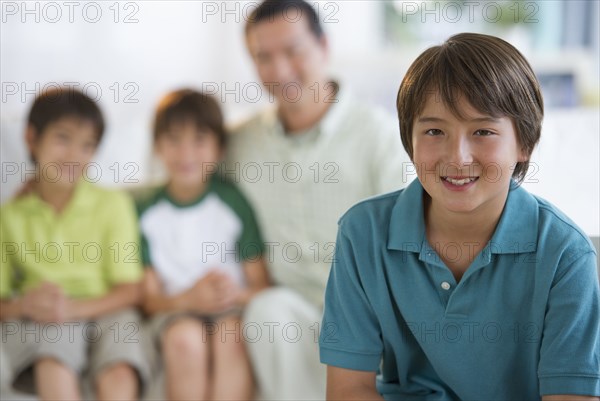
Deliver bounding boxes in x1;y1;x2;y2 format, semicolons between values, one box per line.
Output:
0;87;149;400
320;33;599;400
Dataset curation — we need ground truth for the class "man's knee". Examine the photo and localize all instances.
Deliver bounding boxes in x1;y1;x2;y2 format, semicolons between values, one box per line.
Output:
244;287;308;323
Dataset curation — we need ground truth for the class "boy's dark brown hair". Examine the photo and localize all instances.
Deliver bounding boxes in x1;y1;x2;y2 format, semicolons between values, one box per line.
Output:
153;89;227;147
28;86;105;143
396;32;544;183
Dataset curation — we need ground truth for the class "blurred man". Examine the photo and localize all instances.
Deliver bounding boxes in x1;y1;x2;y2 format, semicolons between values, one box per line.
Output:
226;1;410;398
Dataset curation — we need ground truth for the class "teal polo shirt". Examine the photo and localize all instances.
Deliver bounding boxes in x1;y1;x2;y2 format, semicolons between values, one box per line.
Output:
320;179;600;400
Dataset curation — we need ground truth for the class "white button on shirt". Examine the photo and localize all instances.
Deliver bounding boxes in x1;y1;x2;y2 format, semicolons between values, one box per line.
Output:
441;282;451;290
226;84;412;309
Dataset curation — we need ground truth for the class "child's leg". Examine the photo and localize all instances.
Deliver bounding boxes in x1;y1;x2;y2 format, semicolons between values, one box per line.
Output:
89;309;150;401
35;357;81;400
95;363;139;401
209;315;254;401
33;320;87;401
162;317;210;401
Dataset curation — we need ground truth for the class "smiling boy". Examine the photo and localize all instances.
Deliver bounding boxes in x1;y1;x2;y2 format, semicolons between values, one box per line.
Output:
0;87;149;400
139;89;270;400
320;33;600;400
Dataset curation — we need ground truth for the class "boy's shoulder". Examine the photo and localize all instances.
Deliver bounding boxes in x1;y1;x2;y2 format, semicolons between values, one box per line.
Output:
338;188;404;232
210;176;255;213
1;181;135;232
134;178;254;218
133;184;166;216
531;192;596;256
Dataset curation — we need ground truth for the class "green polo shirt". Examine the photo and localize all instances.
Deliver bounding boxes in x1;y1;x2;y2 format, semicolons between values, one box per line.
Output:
320;179;600;400
1;180;143;299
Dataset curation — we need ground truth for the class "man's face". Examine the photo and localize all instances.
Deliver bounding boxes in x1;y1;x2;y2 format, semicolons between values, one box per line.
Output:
246;15;329;105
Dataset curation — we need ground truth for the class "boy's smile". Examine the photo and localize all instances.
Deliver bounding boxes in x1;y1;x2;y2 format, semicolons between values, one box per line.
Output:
412;92;527;216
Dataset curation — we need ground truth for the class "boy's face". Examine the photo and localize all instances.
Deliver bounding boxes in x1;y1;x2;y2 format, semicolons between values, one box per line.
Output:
246;16;328;104
411;92;527;215
155;122;222;188
27;117;99;189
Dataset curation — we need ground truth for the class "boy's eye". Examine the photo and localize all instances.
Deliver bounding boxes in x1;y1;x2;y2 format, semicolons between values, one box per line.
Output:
474;129;494;136
425;129;443;136
56;132;69;140
165;133;180;142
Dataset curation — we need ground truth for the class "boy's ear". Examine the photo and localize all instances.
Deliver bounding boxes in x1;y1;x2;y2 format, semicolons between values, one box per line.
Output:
518;146;529;163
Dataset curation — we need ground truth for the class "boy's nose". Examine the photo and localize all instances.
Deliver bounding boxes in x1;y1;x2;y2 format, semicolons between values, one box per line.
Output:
445;135;473;176
446;135;474;166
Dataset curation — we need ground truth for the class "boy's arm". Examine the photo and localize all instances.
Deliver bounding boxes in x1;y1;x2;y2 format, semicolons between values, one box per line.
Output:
538;250;599;397
326;366;382;401
142;268;238;315
0;299;22;320
142;268;188;314
236;257;271;306
66;281;141;320
1;280;141;322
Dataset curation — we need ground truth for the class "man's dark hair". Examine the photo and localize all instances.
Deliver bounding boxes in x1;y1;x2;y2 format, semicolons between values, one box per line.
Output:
28;86;105;142
153;89;227;148
245;0;324;39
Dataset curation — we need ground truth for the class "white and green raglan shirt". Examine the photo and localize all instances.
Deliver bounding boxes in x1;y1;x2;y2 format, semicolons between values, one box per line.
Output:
137;176;265;296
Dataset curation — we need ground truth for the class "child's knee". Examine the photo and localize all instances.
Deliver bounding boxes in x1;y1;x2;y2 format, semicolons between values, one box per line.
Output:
95;362;137;387
213;320;249;359
35;356;70;369
162;319;208;358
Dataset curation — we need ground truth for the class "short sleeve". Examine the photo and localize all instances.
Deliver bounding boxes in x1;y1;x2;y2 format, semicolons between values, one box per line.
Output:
216;181;265;261
134;187;160;268
319;221;383;371
538;250;600;396
103;192;143;285
140;231;151;267
237;196;264;261
0;217;14;299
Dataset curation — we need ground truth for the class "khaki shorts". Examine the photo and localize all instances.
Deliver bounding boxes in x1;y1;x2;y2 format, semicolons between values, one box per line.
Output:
1;308;151;394
146;308;242;349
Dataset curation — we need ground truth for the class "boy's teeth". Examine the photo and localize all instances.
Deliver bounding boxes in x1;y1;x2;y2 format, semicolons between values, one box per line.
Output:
444;177;475;186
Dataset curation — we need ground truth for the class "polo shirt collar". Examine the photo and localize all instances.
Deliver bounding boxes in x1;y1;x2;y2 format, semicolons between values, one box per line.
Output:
21;178;93;216
387;179;539;254
388;178;426;252
268;81;352;141
488;182;538;254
